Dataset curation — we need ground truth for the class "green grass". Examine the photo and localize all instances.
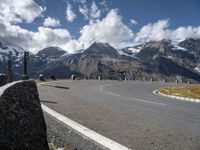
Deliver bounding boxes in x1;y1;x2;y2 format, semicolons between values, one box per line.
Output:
159;86;200;99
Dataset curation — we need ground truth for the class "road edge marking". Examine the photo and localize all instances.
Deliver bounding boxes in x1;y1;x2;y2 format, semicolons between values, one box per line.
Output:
41;104;130;150
38;81;131;150
153;90;200;103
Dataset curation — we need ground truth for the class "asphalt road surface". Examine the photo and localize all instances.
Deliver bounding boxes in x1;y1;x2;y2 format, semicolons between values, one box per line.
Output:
38;80;200;150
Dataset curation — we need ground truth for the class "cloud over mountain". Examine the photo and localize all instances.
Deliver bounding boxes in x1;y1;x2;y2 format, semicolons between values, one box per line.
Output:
79;9;134;49
0;0;200;54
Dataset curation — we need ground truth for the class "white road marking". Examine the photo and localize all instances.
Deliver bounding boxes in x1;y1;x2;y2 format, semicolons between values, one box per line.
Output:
100;85;121;96
106;91;121;97
38;82;131;150
41;104;130;150
133;98;166;106
100;85;166;106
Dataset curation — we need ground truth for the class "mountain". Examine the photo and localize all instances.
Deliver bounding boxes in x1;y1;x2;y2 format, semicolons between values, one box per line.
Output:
43;41;200;82
127;39;200;82
0;37;30;78
0;38;26;63
1;37;200;83
179;38;200;56
0;39;68;79
41;42;132;79
37;46;67;59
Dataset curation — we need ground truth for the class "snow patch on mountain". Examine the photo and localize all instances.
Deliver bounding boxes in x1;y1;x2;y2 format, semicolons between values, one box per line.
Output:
171;42;187;51
0;38;28;63
194;66;200;73
126;46;142;53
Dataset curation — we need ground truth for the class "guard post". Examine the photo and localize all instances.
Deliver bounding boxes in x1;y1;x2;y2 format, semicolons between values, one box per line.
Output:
7;58;13;83
22;52;29;80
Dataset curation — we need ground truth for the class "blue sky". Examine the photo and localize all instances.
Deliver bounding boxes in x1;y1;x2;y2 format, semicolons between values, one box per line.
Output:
0;0;200;53
30;0;200;36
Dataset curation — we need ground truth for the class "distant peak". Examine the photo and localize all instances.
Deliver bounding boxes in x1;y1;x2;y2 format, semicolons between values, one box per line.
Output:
92;41;112;47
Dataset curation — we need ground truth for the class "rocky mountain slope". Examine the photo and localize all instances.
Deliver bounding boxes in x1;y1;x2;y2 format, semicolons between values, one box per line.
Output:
1;37;200;82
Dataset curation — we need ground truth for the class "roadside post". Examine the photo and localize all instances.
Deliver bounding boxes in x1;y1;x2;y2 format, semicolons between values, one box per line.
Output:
71;75;75;80
7;58;13;83
22;52;29;80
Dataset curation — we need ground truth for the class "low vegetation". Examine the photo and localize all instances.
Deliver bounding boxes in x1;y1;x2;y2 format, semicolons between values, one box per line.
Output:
48;138;75;150
159;86;200;99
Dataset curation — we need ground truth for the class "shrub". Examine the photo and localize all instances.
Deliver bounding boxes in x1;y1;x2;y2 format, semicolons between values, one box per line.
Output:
39;74;45;81
50;75;56;80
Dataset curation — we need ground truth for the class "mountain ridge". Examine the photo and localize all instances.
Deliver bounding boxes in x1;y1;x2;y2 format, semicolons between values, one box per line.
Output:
1;38;200;82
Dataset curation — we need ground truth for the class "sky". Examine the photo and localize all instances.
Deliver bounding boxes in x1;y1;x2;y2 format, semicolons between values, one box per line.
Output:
0;0;200;53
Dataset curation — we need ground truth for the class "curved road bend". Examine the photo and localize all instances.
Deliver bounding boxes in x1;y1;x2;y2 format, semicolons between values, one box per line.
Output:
38;80;200;150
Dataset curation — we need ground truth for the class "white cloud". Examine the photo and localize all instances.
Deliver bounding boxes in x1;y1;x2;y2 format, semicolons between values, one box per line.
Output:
90;2;101;20
135;19;200;44
79;1;102;21
0;21;79;53
79;4;89;20
130;19;138;25
76;0;86;4
99;0;108;10
66;2;76;22
170;26;200;42
0;0;80;54
1;0;200;55
43;17;60;27
0;0;45;24
135;19;170;43
79;9;134;49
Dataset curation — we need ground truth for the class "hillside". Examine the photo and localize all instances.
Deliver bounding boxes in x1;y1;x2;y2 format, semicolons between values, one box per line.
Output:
1;37;200;82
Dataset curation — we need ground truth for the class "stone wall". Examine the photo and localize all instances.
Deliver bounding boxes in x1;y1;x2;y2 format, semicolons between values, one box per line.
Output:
0;80;49;150
0;74;7;87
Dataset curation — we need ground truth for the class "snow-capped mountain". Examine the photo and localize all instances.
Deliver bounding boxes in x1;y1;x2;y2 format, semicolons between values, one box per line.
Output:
37;46;67;58
0;37;28;63
1;37;200;83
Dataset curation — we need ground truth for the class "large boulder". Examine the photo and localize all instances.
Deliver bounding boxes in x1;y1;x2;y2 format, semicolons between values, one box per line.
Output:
0;80;49;150
0;74;7;87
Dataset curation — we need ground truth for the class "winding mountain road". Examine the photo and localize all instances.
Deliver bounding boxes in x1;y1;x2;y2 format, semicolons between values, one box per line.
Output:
38;80;200;150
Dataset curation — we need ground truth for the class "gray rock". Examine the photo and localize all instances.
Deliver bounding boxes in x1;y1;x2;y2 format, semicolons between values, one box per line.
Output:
0;73;7;87
0;80;49;150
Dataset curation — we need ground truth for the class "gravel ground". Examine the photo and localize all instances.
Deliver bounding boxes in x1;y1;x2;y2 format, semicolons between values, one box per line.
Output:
44;112;105;150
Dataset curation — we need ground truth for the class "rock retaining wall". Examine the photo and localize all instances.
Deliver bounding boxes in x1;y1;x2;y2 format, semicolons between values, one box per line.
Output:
0;74;7;87
0;80;49;150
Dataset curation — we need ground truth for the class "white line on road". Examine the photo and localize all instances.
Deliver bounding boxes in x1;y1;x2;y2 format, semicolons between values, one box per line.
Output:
133;98;167;106
100;85;166;106
41;104;130;150
38;82;130;150
100;85;121;96
106;91;121;97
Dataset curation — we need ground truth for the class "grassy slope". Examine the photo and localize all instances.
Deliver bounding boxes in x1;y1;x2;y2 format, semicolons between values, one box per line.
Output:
159;86;200;99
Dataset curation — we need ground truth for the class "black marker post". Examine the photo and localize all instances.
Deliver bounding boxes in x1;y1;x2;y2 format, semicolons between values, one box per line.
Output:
7;57;13;83
22;52;29;80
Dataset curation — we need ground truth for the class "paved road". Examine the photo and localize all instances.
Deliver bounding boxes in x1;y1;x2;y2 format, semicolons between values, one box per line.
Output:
38;80;200;150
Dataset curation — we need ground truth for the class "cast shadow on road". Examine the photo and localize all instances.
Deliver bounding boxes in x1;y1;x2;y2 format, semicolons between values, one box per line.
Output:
40;99;58;104
42;84;70;90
